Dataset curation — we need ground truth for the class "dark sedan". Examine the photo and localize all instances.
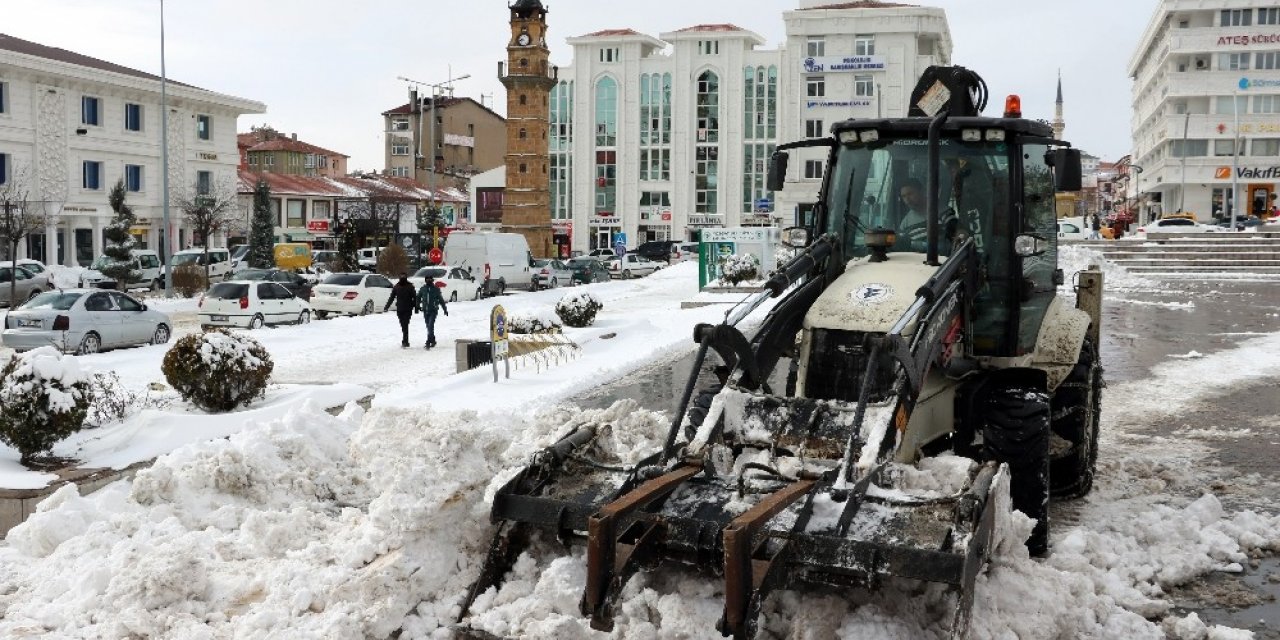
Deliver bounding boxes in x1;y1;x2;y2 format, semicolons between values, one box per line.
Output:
568;257;611;284
229;268;314;300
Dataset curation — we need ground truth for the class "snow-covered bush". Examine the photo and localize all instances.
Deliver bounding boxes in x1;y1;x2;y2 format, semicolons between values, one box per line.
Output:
0;347;93;465
161;330;274;412
718;253;761;285
555;291;604;328
508;311;562;334
170;264;207;298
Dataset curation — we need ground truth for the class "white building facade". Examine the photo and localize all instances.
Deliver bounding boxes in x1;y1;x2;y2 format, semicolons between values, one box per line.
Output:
1130;1;1280;223
548;4;951;253
0;34;264;266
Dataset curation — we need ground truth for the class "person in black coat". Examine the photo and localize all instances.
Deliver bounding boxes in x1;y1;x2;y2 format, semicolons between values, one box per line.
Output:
383;273;419;347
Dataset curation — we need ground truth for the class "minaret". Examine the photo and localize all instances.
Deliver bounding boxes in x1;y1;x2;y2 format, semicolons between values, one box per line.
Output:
1052;71;1066;140
499;0;557;257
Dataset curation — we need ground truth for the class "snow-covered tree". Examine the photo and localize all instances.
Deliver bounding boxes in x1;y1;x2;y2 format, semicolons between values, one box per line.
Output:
99;180;139;289
0;347;93;466
248;178;275;269
335;219;359;273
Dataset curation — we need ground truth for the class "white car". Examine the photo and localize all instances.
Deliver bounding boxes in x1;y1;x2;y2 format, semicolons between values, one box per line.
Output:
605;254;661;279
1057;219;1089;241
0;259;48;276
587;248;616;261
670;243;699;263
198;281;312;330
1133;217;1218;236
408;266;482;302
309;272;394;318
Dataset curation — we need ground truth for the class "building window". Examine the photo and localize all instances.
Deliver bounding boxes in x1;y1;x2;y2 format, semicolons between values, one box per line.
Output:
391;143;411;156
392;119;410;131
640;148;671;181
1170;139;1208;157
595;151;616;213
1262;8;1280;25
550;80;575;220
270;198;282;226
124;103;143;132
1215;95;1249;114
1221;52;1250;71
806;37;825;57
81;96;101;126
1222;9;1252;26
854;35;875;56
0;153;8;185
698;40;720;55
599;47;619;63
287;200;305;228
125;164;143;192
696;70;720;143
82;161;103;190
196;114;212;141
520;94;527;105
519;128;527;139
1258;52;1280;70
196;170;212;195
805;119;824;138
807;77;826;98
519;163;527;174
263;154;275;167
312;200;331;220
743;65;777;141
696;70;720;214
854;75;875;97
640;72;673;146
1255;95;1280;113
595;76;618;147
804;160;823;180
1214;139;1239;156
0;81;6;114
1253;138;1280;155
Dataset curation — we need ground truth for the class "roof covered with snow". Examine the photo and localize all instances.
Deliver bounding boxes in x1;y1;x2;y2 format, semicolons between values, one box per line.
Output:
0;33;198;89
799;1;918;9
237;170;467;203
238;130;347;158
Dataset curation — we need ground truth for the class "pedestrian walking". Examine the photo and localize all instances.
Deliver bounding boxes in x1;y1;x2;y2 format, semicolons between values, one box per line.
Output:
383;273;419;348
1089;214;1101;240
417;276;449;349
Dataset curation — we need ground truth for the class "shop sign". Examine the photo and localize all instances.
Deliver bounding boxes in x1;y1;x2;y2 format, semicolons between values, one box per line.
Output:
1239;123;1280;133
64;206;97;213
1216;165;1280;179
1239;77;1280;90
590;217;621;226
742;214;773;225
688;215;724;226
306;220;331;233
197;152;218;160
1221;34;1280;46
661;210;672;222
552;221;573;236
802;55;886;73
807;99;873;109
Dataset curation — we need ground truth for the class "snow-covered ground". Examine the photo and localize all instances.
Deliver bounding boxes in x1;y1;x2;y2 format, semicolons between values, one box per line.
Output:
0;259;1276;638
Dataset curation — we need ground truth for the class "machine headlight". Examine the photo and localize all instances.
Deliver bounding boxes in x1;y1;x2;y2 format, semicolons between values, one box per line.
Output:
859;130;880;143
985;129;1006;141
961;129;982;142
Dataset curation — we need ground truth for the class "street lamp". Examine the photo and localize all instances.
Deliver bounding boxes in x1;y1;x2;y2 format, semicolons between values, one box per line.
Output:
159;0;172;298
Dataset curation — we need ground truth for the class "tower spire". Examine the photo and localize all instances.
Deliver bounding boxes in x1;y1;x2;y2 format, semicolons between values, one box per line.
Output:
1052;70;1066;140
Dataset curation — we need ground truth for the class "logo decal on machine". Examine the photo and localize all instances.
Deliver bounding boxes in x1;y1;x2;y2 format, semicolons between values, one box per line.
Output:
851;283;894;304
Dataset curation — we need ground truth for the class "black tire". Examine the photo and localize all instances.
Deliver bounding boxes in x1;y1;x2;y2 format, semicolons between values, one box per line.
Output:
980;375;1051;556
315;310;328;320
249;314;265;330
683;384;723;442
498;279;506;296
150;324;171;345
1050;338;1102;500
361;300;374;316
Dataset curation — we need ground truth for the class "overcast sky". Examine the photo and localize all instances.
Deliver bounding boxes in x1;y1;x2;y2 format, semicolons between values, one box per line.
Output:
4;0;1159;170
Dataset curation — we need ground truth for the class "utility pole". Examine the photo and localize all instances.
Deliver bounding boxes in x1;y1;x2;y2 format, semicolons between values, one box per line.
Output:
159;0;172;298
397;73;471;248
1232;89;1241;230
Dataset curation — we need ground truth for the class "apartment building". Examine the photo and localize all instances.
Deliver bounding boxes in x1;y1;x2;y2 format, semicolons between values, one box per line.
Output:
1130;1;1280;223
0;33;264;265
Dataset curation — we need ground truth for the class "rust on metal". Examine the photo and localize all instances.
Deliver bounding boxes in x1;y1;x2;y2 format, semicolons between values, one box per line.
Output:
581;464;702;618
721;479;816;635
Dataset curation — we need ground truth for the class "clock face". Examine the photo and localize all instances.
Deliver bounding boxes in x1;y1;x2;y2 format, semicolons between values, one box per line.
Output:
517;33;530;46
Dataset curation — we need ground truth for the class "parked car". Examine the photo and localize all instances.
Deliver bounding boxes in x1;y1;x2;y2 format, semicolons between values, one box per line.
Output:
231;268;314;300
587;248;617;261
0;265;50;307
79;249;163;290
1057;218;1089;241
171;247;233;280
198;281;312;330
356;247;384;272
531;259;574;290
308;272;394;318
2;289;171;354
634;240;678;263
1215;215;1265;231
408;266;482;302
670;242;699;263
0;259;48;276
1134;217;1218;236
605;254;661;279
568;257;611;284
312;250;340;268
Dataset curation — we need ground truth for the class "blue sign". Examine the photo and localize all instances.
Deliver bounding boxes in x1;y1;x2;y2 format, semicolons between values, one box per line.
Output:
755;198;773;212
613;232;627;246
614;242;626;257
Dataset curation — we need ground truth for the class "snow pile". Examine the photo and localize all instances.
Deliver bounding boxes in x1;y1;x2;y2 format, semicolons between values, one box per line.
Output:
1058;244;1161;292
197;330;267;369
1164;613;1256;640
42;265;88;290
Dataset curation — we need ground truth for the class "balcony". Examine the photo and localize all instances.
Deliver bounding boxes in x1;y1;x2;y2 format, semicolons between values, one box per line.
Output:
498;59;558;87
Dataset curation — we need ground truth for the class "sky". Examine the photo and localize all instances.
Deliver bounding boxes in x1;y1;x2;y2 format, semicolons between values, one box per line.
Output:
1;250;1279;637
3;0;1160;170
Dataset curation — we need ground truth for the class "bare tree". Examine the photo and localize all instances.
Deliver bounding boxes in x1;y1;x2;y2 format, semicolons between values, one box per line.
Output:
0;165;48;306
175;177;239;283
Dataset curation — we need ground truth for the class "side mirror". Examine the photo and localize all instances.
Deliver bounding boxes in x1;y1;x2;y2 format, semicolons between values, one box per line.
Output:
1014;233;1049;257
1050;148;1083;192
141;304;148;311
781;226;812;249
767;151;790;192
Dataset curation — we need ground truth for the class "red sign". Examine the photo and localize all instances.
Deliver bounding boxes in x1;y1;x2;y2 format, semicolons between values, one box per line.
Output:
306;220;331;233
428;247;444;264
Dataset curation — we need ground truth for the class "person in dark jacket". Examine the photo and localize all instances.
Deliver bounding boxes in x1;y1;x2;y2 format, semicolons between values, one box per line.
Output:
417;276;449;348
383;273;419;347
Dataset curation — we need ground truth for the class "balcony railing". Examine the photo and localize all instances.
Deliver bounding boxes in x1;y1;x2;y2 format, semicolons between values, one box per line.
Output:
498;59;558;82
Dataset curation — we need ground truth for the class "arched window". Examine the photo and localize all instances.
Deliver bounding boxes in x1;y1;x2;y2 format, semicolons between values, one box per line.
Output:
520;94;528;106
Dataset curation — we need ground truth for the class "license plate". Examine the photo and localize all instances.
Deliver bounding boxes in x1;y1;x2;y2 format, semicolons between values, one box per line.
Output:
325;291;339;297
210;315;228;322
19;319;41;328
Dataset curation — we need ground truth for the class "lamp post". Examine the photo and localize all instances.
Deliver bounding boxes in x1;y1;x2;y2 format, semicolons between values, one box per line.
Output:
159;0;172;298
1178;111;1189;213
1232;89;1241;231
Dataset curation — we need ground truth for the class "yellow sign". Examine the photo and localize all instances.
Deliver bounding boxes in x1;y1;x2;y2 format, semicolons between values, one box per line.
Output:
490;304;508;343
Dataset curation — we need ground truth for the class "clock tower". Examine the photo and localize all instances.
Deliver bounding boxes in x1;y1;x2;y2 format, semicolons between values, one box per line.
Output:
499;0;557;257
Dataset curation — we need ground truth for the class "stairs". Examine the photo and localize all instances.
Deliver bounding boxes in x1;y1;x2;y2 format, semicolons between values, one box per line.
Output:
1068;230;1280;278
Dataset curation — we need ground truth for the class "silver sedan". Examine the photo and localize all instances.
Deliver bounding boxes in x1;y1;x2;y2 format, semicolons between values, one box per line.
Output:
2;289;172;354
0;265;50;307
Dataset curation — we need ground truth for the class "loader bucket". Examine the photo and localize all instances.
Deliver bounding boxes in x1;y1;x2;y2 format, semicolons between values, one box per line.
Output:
459;389;1003;640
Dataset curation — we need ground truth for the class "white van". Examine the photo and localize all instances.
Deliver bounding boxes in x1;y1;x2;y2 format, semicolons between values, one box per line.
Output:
80;249;164;290
171;247;232;280
443;232;532;296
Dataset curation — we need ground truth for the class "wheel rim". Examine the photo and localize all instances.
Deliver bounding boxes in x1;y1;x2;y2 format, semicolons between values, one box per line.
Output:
300;311;310;324
80;333;100;354
152;325;169;344
450;291;458;302
363;300;373;315
251;315;263;329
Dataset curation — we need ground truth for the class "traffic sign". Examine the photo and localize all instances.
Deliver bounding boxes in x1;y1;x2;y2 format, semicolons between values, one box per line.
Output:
428;247;443;264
